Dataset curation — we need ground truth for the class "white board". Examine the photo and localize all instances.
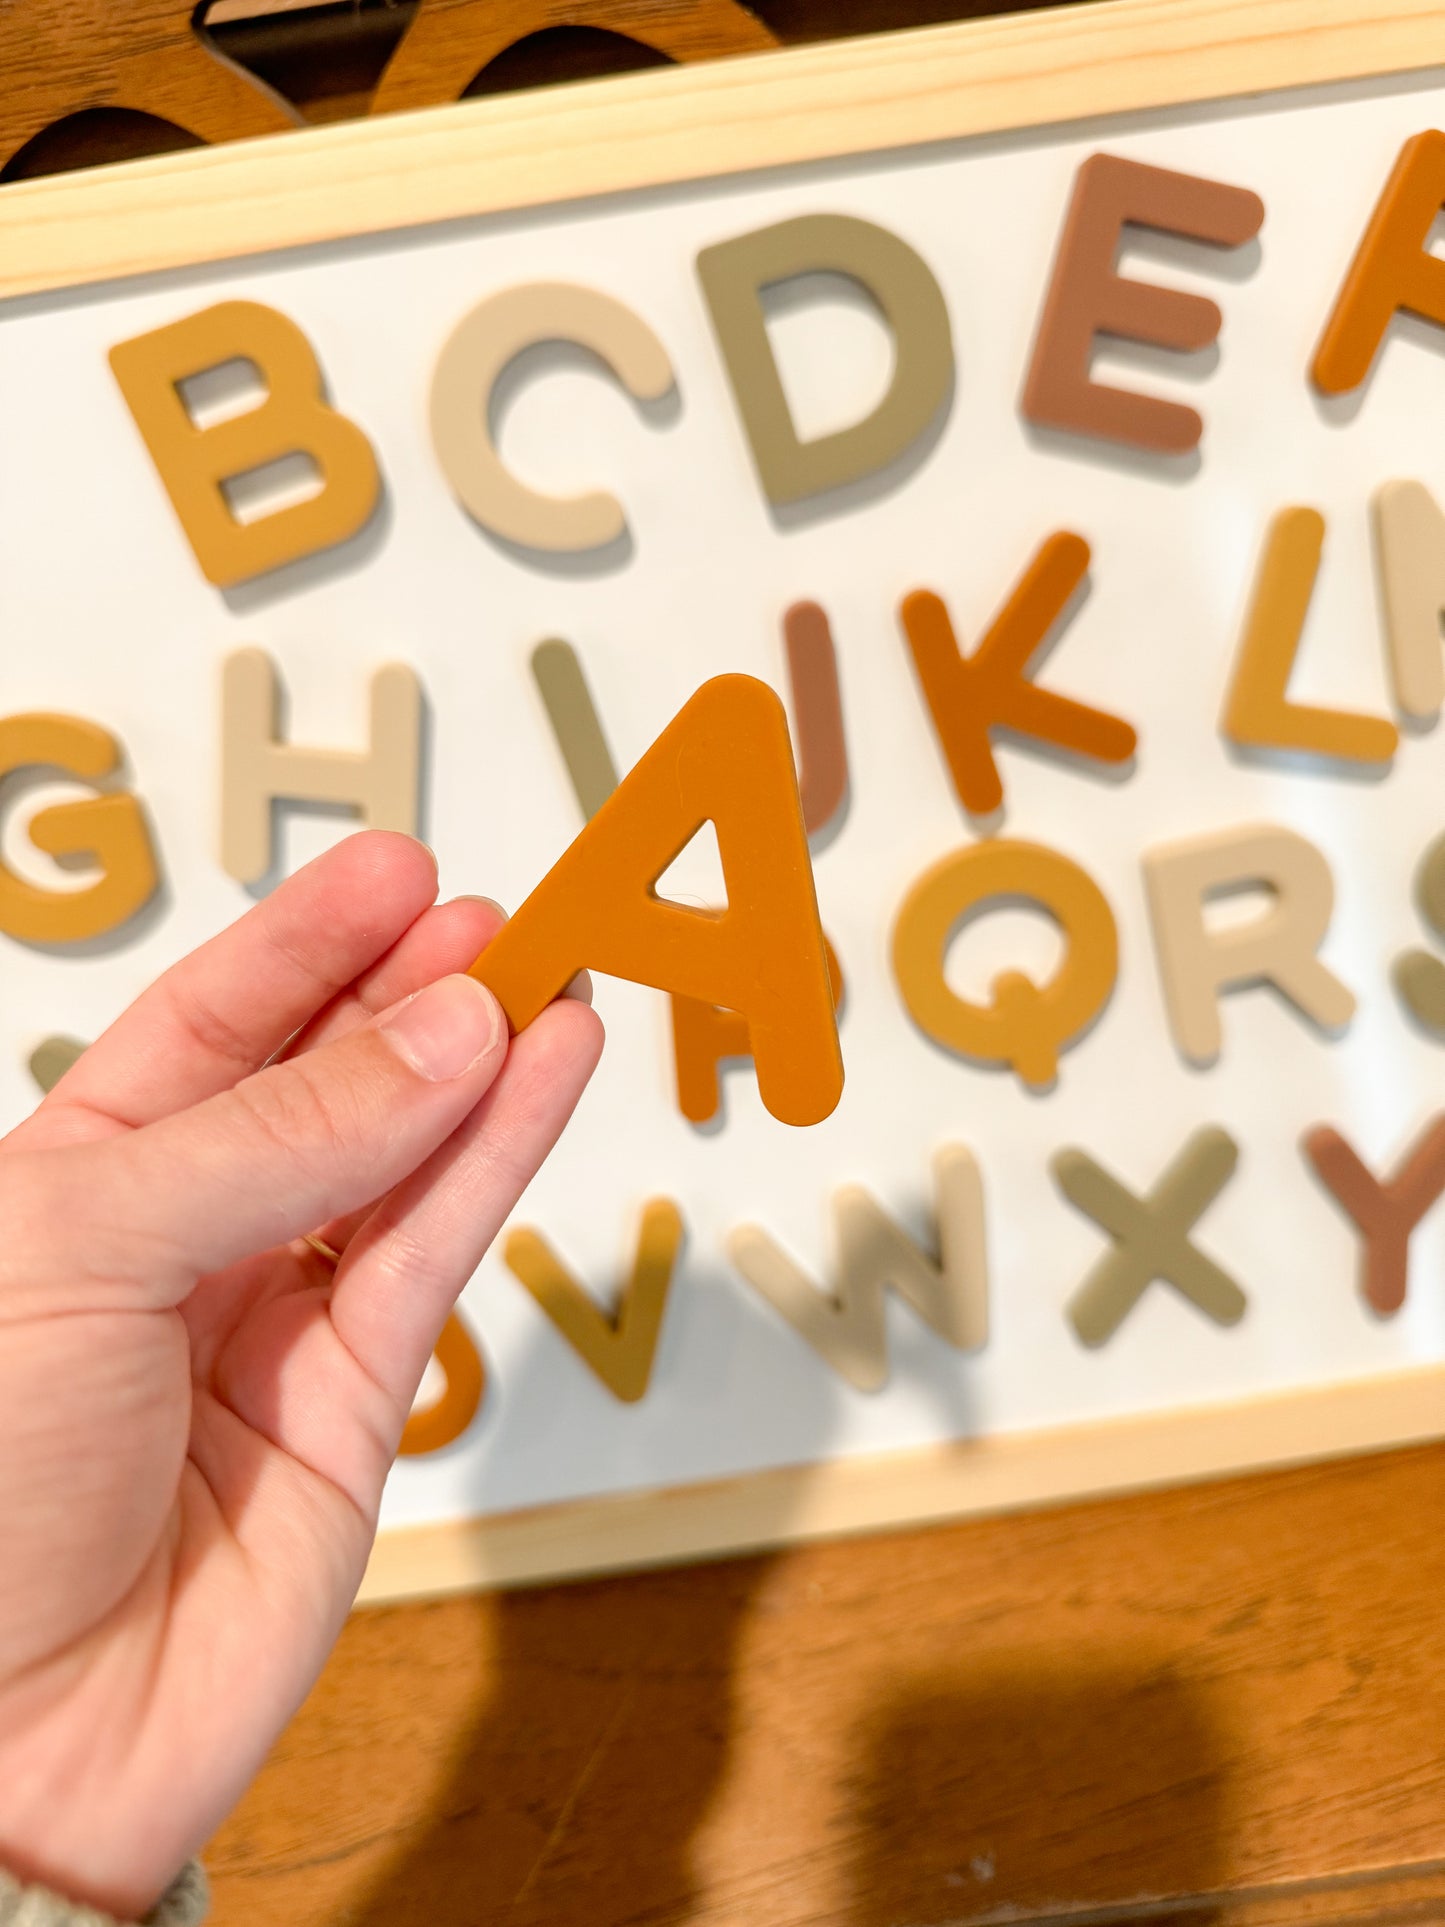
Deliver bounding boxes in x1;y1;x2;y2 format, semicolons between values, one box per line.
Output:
3;16;1445;1596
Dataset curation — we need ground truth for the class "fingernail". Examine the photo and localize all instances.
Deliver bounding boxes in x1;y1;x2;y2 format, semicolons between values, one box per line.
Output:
456;895;509;921
380;975;505;1081
563;970;594;1006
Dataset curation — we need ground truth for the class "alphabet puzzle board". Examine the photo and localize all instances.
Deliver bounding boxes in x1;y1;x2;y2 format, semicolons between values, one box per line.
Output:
3;0;1445;1603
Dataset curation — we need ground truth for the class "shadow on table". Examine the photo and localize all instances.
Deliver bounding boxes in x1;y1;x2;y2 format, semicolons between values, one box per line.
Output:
350;1551;786;1926
349;1593;1230;1927
349;1308;1227;1926
349;1259;861;1927
841;1663;1230;1927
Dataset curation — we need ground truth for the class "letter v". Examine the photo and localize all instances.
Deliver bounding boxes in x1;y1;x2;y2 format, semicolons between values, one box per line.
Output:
728;1147;988;1391
505;1201;685;1402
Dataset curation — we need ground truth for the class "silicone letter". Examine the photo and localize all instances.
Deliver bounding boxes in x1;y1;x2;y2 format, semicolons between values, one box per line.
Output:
1221;509;1397;765
470;675;843;1128
0;715;160;944
1373;480;1445;721
109;300;381;588
430;283;674;552
697;213;953;507
526;645;844;1123
673;938;843;1127
783;601;849;838
398;1314;486;1456
28;1036;87;1094
531;639;621;823
1143;824;1356;1066
220;649;422;886
670;607;846;1124
1022;154;1264;455
534;621;846;836
505;1200;685;1403
900;533;1137;816
1313;131;1445;395
891;839;1118;1089
1055;1128;1246;1346
729;1146;988;1392
1303;1118;1445;1316
1392;830;1445;1035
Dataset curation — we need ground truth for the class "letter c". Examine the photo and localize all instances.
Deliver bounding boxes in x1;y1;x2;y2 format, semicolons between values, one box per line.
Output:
429;281;675;552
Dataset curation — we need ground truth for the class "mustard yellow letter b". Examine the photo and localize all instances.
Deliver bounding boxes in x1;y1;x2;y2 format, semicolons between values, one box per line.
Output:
110;300;381;588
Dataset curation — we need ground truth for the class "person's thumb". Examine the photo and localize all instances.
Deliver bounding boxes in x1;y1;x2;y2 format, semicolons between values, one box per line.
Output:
48;974;509;1304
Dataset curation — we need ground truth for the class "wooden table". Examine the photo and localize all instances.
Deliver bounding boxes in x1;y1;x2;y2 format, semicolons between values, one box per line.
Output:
208;1443;1445;1926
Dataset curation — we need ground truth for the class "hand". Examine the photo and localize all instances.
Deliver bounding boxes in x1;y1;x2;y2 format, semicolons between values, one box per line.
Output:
0;832;603;1918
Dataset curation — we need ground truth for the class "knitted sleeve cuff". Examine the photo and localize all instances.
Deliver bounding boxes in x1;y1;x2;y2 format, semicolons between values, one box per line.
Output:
0;1862;208;1927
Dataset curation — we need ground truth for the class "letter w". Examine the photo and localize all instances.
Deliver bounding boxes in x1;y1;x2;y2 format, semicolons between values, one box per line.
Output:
728;1146;988;1391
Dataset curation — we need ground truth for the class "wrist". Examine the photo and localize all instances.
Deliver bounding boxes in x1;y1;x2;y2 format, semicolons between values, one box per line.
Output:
0;1860;208;1925
0;1846;169;1925
0;1677;201;1924
0;1802;196;1924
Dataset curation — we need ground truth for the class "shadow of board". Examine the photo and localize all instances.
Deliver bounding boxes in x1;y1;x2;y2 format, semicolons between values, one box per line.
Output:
340;1268;1220;1927
349;1554;786;1927
336;1218;1228;1927
347;1231;987;1927
841;1664;1230;1927
346;1568;1231;1926
348;1265;852;1927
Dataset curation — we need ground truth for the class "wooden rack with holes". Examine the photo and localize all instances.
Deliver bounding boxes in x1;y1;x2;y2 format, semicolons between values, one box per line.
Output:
0;0;778;177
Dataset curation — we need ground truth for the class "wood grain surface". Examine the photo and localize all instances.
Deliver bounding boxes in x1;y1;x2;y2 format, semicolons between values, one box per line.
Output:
208;1442;1445;1925
0;0;776;177
366;0;775;118
0;0;297;179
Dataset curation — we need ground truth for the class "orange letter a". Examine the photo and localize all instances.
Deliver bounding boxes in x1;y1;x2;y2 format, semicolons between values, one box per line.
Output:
1314;131;1445;395
471;674;843;1127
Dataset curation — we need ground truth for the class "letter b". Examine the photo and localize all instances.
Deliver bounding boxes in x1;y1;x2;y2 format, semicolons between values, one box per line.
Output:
110;300;381;588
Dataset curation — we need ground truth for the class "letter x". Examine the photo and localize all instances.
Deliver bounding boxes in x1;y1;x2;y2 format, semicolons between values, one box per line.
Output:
1053;1127;1247;1346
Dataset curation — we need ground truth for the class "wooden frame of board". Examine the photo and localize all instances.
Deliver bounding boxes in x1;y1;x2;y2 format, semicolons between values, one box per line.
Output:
5;0;1445;1602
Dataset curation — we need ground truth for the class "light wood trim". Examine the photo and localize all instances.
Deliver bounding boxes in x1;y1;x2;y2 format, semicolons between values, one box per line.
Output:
359;1363;1445;1601
204;0;344;23
2;0;1445;302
